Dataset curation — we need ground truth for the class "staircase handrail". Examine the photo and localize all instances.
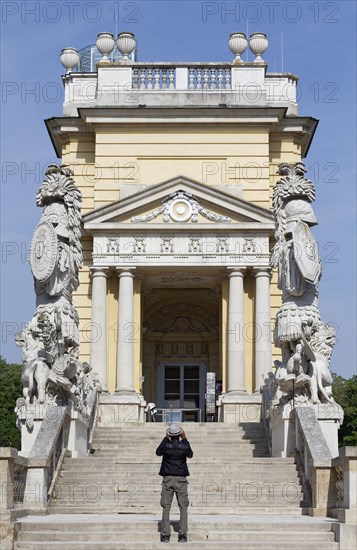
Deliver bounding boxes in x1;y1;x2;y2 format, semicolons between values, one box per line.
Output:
15;406;68;508
88;388;99;453
291;407;334;509
260;386;272;456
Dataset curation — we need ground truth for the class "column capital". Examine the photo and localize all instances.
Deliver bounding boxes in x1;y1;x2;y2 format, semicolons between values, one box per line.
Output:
227;268;246;279
116;267;136;279
252;267;271;279
90;266;109;278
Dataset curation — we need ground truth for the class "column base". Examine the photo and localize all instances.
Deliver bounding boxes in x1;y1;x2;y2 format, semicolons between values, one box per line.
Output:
98;393;146;426
217;392;262;423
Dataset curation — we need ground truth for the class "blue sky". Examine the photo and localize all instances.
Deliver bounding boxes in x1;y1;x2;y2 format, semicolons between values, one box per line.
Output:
1;0;356;378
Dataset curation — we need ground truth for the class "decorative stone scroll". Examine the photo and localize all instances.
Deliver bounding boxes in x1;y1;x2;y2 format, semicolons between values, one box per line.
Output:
131;190;231;223
270;162;336;405
15;164;100;425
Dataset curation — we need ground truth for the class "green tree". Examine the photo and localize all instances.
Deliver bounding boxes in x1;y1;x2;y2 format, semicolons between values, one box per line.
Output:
332;373;357;447
0;356;23;449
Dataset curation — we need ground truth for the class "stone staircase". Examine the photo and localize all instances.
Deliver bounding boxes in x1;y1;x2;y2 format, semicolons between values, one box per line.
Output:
14;422;339;549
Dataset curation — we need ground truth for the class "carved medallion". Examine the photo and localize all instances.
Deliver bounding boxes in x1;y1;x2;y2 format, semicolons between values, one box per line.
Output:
169;198;193;222
30;220;58;282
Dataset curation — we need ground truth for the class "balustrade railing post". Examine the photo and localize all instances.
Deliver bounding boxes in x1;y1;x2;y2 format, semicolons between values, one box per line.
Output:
0;448;17;511
132;68;139;89
175;67;187;90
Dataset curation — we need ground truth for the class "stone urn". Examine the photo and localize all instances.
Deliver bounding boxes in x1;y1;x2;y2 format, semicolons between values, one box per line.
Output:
96;32;115;62
249;33;268;63
228;32;248;62
116;32;136;61
60;48;79;74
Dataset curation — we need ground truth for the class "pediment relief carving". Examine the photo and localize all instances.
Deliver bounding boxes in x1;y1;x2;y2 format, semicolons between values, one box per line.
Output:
131;190;231;224
83;176;274;228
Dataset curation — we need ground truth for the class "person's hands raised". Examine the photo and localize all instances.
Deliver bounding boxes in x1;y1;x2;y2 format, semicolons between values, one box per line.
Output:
180;429;186;440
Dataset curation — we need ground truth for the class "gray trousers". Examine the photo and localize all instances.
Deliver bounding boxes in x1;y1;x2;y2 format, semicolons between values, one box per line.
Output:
160;475;189;536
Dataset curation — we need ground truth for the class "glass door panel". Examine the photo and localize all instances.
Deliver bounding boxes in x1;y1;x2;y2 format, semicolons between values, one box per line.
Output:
163;364;202;416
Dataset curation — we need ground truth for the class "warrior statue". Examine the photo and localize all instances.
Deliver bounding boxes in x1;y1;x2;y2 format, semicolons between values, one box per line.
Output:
270;162;335;404
15;164;100;420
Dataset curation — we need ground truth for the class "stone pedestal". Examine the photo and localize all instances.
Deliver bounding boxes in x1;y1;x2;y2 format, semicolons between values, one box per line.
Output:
67;411;90;458
270;402;295;457
98;393;146;426
217;392;261;423
315;402;344;458
17;404;89;458
17;404;45;457
270;402;344;458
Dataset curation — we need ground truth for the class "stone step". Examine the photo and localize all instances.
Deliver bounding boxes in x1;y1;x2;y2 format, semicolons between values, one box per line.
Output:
16;530;336;543
52;479;303;489
59;468;297;476
18;517;335;532
65;456;291;464
95;434;266;441
50;503;306;518
62;459;294;467
57;475;300;484
88;453;270;459
51;496;304;512
93;443;268;448
14;542;339;550
64;450;268;465
95;425;265;429
94;435;267;447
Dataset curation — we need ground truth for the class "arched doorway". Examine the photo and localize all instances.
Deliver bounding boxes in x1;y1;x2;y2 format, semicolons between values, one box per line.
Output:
142;288;220;420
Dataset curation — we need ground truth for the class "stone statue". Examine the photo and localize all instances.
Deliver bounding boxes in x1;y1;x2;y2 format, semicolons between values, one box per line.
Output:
270;162;335;405
15;164;100;421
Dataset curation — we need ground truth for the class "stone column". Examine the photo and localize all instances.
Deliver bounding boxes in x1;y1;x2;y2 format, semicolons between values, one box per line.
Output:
227;269;246;393
90;267;108;391
116;269;135;393
254;268;272;392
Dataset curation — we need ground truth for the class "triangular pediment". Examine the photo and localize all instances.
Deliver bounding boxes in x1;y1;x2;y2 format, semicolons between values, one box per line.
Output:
83;175;274;229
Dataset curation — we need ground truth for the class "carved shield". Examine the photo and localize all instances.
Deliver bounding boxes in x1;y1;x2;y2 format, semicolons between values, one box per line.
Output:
29;220;58;282
293;220;321;283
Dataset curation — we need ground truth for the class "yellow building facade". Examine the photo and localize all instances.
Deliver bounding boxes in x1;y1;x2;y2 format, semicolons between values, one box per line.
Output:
47;46;317;422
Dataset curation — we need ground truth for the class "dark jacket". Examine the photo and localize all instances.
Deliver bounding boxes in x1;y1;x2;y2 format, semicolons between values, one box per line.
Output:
156;437;193;477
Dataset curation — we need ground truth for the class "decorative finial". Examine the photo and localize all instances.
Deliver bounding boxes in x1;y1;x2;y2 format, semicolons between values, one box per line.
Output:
249;33;268;63
60;47;79;74
96;32;115;62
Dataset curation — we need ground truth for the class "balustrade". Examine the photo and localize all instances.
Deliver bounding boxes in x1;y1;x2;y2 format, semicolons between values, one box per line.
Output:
125;64;232;91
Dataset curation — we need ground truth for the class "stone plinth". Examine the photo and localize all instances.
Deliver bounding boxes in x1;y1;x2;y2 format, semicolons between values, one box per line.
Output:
315;402;344;458
67;411;89;458
17;404;46;457
217;392;261;423
98;393;146;426
17;404;89;458
270;402;294;457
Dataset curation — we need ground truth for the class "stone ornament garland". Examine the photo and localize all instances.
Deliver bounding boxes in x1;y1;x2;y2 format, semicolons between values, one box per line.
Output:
131;190;231;224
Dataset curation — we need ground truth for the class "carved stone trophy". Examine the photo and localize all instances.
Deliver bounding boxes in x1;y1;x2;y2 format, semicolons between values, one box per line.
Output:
15;165;100;451
267;162;343;456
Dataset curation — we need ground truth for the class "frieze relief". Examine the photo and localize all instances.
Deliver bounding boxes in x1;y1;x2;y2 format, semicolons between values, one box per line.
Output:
189;237;202;253
160;237;174;253
242;237;258;254
98;234;269;265
154;342;210;358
